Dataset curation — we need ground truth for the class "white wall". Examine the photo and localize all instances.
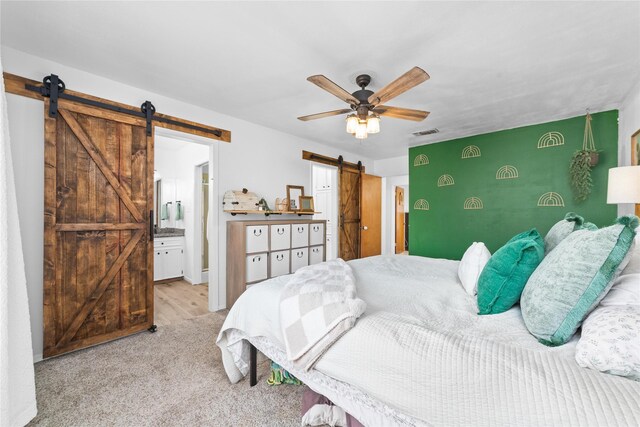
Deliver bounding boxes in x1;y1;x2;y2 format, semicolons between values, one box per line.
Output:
374;155;410;255
3;47;373;361
155;136;210;283
373;155;408;178
617;78;640;216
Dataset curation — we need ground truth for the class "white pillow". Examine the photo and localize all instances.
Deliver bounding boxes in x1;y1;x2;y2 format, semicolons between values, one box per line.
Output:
575;305;640;380
600;237;639;307
458;242;491;295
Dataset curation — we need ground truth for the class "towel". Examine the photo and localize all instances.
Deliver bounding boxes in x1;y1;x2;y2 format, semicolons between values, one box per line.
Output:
160;203;169;220
0;59;38;426
175;201;184;221
280;259;366;370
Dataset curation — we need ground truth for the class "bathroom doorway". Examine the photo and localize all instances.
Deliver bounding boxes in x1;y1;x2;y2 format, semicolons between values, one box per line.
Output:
153;128;220;324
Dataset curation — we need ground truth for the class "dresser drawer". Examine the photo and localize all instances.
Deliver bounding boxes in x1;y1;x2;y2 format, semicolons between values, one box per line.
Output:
309;223;324;246
246;226;268;253
270;224;291;251
309;245;324;265
270;250;290;277
291;224;309;248
291;247;309;272
245;253;267;283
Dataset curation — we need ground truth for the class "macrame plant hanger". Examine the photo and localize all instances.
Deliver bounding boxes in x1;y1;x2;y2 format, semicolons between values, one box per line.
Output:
583;111;599;166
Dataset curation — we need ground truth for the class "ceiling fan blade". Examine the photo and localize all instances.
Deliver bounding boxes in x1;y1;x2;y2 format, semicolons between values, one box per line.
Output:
297;108;353;121
307;75;359;105
368;67;430;106
373;105;430;121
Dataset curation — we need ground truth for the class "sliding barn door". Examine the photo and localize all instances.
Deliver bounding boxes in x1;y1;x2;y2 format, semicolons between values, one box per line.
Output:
43;102;153;357
339;168;361;261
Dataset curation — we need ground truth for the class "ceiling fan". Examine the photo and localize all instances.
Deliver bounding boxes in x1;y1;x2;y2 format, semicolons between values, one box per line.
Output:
298;67;430;139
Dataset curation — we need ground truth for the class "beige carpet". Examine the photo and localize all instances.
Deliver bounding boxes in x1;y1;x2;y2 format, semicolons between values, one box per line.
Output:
29;312;303;426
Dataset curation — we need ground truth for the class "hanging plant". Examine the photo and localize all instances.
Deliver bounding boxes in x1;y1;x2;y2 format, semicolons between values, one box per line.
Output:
570;150;593;201
570;113;599;201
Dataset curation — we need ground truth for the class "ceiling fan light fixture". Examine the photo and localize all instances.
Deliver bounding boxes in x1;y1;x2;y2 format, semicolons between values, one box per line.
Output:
346;114;359;134
366;114;380;134
355;122;368;139
303;67;429;141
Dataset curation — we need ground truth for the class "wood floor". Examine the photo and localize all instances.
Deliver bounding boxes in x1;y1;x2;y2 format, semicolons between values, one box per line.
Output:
154;280;209;327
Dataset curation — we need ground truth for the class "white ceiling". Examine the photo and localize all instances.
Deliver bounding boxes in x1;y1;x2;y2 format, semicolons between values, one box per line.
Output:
2;1;639;160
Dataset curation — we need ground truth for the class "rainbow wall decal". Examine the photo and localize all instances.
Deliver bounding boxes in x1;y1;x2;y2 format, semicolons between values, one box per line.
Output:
414;199;430;210
464;197;484;210
537;131;565;149
413;154;429;166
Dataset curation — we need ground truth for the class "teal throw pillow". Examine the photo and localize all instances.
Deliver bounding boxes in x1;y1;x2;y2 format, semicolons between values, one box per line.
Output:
507;228;544;246
477;229;545;315
521;216;638;346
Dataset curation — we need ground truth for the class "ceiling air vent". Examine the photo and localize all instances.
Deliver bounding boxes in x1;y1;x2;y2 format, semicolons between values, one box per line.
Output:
413;128;439;137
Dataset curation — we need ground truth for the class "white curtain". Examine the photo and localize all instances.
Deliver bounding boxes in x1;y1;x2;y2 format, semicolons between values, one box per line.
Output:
0;59;37;424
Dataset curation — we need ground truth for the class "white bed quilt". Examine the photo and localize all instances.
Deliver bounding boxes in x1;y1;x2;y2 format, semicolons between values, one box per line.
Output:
217;255;640;426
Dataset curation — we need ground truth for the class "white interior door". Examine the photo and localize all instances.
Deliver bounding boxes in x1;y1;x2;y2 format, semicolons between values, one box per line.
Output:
312;164;338;260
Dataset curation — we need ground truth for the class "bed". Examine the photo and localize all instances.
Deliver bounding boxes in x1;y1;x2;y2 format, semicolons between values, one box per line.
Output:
217;255;640;426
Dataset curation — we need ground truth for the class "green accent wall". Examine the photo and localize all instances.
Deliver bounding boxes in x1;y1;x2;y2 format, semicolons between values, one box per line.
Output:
409;110;618;260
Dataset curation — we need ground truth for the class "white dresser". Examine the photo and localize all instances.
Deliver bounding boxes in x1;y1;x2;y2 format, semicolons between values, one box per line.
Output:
226;219;327;308
153;236;185;281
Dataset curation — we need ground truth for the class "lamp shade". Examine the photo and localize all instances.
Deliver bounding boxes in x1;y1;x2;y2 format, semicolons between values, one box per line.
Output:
354;122;368;139
607;166;640;203
345;115;358;134
366;115;380;134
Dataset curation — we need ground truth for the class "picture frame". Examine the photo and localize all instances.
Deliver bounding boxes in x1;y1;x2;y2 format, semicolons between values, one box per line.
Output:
299;196;314;213
632;128;640;166
632;129;640;217
286;185;304;211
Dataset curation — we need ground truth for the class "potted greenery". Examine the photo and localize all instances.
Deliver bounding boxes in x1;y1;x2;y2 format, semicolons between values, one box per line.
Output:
570;113;599;201
570;150;595;201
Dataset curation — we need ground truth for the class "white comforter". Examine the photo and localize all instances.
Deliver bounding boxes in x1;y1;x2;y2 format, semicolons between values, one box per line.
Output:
217;255;640;426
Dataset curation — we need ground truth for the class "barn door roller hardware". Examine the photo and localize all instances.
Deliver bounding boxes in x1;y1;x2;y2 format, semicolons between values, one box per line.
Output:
25;74;222;138
302;151;365;173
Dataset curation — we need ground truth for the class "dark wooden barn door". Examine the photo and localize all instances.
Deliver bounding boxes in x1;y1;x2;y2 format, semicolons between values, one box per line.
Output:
43;102;153;357
339;168;361;261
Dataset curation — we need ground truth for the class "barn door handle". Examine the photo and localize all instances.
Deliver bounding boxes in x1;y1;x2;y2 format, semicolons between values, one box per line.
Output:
149;210;154;241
